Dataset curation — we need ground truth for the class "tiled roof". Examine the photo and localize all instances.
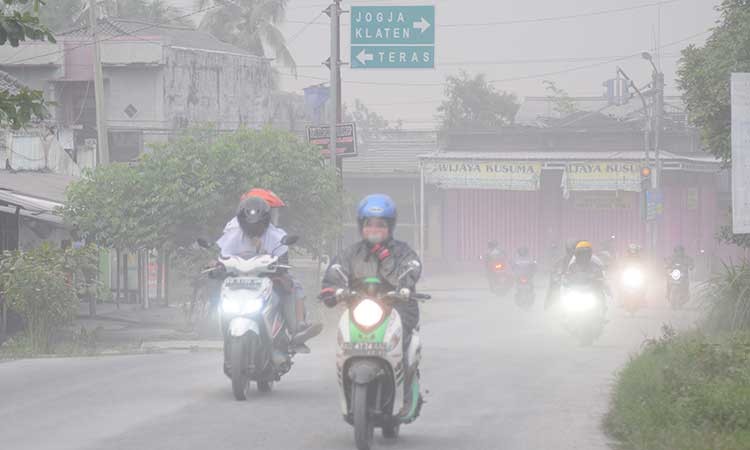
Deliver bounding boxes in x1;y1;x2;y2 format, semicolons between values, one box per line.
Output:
342;131;437;175
0;170;76;203
60;17;258;56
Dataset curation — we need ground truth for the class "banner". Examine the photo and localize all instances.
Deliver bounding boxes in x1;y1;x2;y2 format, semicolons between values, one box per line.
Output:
423;159;542;190
562;161;644;195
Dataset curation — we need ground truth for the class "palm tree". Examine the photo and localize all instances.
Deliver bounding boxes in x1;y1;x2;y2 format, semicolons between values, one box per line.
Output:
197;0;296;72
102;0;194;26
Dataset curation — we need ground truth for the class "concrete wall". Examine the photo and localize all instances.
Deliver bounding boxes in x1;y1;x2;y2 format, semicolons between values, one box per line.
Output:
162;48;273;129
105;67;163;129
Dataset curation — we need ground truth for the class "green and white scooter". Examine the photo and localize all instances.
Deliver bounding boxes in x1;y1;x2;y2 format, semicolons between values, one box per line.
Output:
328;262;429;450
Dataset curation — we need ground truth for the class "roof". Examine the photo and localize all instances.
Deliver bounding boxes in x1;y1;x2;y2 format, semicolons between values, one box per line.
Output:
342;131;438;175
60;17;257;57
0;170;76;203
419;150;721;167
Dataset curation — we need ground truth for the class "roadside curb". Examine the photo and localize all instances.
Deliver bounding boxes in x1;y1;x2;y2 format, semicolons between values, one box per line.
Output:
140;340;223;352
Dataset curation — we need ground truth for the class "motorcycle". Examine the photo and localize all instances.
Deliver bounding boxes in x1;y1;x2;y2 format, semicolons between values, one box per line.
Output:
203;235;304;401
513;260;536;309
483;258;513;296
328;262;430;450
667;262;690;309
559;272;607;345
617;263;647;315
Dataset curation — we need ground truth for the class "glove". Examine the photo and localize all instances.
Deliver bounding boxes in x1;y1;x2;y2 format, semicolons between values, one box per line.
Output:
319;287;338;308
370;243;392;262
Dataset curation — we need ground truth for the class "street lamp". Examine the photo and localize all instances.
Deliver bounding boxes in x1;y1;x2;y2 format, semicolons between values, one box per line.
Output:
641;52;658;73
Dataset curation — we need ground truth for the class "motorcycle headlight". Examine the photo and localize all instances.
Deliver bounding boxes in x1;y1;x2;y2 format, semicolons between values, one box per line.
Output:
670;269;682;281
352;299;384;328
561;291;598;313
221;291;263;315
622;267;645;289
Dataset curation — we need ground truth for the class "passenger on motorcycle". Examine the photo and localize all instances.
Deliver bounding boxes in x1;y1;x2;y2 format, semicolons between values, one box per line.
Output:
320;194;422;351
216;195;322;350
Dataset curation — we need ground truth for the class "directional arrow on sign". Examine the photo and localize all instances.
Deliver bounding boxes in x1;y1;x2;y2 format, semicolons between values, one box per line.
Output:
413;17;431;33
356;49;374;65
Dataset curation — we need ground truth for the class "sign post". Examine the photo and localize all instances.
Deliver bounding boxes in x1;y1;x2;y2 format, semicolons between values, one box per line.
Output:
351;5;435;69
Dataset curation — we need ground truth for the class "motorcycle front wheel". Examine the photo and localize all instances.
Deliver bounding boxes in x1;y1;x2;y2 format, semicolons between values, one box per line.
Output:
230;337;252;401
352;383;374;450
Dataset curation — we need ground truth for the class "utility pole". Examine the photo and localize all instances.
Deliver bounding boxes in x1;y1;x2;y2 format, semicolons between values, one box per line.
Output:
327;0;340;180
89;0;109;166
653;71;664;190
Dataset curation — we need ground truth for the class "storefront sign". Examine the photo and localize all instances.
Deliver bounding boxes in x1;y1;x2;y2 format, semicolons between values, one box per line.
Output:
563;161;645;193
423;159;542;190
573;192;635;210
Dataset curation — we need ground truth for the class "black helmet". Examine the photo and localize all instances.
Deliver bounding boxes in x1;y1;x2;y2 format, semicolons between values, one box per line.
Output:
674;245;685;256
236;196;271;238
565;239;580;255
518;247;529;257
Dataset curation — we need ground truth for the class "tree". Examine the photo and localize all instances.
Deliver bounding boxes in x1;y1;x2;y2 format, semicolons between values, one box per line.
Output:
101;0;193;26
64;127;341;258
543;80;579;117
0;0;55;128
37;0;84;31
343;99;402;146
677;0;750;163
197;0;296;72
437;71;520;132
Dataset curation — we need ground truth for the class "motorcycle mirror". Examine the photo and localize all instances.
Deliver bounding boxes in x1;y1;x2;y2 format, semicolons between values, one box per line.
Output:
196;238;211;249
330;264;348;286
281;235;299;246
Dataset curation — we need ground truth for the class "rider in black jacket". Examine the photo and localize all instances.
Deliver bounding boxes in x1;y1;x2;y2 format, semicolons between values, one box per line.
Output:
320;194;421;348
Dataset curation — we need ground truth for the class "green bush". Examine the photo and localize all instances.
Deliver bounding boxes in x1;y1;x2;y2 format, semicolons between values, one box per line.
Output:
701;261;750;332
0;243;80;353
604;328;750;450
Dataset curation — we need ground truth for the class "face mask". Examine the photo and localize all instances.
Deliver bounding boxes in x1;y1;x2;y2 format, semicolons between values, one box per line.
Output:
363;226;388;245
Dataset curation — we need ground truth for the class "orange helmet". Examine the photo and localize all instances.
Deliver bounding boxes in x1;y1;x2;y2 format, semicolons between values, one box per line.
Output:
240;188;285;208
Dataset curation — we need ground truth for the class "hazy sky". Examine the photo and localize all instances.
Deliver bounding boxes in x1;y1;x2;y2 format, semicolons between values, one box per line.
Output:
173;0;720;128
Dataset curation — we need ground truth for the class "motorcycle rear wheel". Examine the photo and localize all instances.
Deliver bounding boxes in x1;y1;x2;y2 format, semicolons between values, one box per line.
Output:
382;423;400;439
352;383;374;450
257;380;274;393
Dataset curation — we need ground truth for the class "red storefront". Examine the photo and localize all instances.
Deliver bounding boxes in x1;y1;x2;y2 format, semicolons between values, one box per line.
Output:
420;151;723;263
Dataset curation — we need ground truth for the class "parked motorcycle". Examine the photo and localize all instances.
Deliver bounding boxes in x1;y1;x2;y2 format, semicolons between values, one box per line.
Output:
617;263;647;315
667;262;690;309
203;235;304;401
559;272;607;345
328;262;429;450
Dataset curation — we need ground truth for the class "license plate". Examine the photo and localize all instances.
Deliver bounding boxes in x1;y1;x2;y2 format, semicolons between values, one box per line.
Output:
225;278;263;289
342;342;387;355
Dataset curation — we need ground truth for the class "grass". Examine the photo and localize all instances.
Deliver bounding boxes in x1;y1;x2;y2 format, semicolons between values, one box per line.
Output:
604;327;750;450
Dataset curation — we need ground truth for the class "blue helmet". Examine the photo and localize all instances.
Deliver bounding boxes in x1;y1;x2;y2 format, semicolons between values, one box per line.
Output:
357;194;397;229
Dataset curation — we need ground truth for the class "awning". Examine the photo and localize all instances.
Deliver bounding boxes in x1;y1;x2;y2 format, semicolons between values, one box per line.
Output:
0;190;64;224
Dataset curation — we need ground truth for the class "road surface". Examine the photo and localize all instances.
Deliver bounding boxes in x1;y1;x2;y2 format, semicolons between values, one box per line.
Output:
0;275;699;450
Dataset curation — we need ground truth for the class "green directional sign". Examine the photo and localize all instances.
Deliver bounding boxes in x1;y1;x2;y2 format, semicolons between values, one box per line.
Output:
351;46;434;69
350;5;435;69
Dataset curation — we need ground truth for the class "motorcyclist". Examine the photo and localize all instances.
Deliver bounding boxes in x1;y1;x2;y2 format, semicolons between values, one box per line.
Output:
512;246;537;278
545;239;579;309
319;194;422;352
566;241;611;306
667;245;694;292
484;241;507;268
216;195;322;352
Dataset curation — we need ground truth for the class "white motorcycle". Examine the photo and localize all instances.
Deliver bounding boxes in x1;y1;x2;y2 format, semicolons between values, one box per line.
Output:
559;271;607;346
328;262;429;450
204;235;304;400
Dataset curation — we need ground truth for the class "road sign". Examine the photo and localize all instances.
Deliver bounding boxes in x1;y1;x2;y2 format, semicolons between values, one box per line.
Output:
731;73;750;233
351;46;434;69
645;189;664;222
350;5;435;69
307;123;357;157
